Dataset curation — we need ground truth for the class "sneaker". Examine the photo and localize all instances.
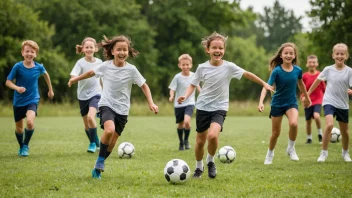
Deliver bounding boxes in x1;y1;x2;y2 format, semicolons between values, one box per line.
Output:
318;134;322;144
286;148;299;161
207;162;217;178
92;168;102;179
87;143;97;153
342;153;352;162
184;140;190;150
94;157;105;172
192;168;203;178
317;151;328;162
305;139;312;144
264;153;274;165
21;145;29;157
18;148;22;156
179;143;184;151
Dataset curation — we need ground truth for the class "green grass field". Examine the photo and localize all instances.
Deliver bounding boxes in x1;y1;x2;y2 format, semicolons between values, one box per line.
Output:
0;116;351;197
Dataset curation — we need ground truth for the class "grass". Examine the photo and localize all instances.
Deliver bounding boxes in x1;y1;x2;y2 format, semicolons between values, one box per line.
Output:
0;116;351;197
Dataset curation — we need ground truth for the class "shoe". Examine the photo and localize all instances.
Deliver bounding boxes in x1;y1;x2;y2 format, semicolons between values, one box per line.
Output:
179;143;184;151
92;168;102;179
305;139;312;144
286;148;299;161
94;157;105;172
342;153;352;162
317;151;328;162
318;134;322;144
21;145;29;157
264;153;274;165
207;162;217;178
87;143;97;153
192;168;203;178
184;140;190;150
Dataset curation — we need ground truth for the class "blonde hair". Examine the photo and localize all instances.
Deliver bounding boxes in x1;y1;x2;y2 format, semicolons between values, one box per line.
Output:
307;54;318;60
21;40;39;53
332;43;349;59
178;54;192;63
75;37;98;54
269;42;299;72
98;35;139;60
201;32;228;50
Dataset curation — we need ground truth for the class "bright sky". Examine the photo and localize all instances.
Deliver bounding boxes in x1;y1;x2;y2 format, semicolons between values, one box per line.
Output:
239;0;311;31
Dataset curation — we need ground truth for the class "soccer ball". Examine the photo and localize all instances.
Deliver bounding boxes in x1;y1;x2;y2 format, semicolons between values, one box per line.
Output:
218;146;236;163
164;159;191;184
330;127;341;143
117;142;135;158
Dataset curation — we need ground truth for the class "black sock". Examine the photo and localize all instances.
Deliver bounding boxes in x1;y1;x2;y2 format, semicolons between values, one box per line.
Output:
99;142;108;158
184;128;190;141
105;151;111;159
15;131;24;149
177;128;183;144
95;133;100;147
88;128;97;144
23;128;34;146
85;129;89;140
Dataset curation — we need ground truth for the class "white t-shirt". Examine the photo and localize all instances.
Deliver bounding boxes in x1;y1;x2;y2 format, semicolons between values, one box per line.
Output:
191;60;245;111
318;65;352;109
70;57;103;100
169;72;196;108
94;60;146;115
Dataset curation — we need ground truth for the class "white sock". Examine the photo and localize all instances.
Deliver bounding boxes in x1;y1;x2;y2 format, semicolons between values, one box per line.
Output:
267;149;274;156
342;149;349;155
196;160;203;170
288;139;295;149
206;153;214;164
307;134;312;139
318;129;322;135
322;150;328;155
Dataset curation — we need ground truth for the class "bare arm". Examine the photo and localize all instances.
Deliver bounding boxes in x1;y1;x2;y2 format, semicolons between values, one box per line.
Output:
307;78;322;96
5;79;26;94
141;83;158;114
258;87;267;112
169;89;175;102
68;70;95;87
243;71;274;92
43;72;54;99
298;79;311;108
177;84;196;104
196;85;201;93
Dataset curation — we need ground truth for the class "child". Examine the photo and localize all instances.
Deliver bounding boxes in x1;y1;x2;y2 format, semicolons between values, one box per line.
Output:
307;43;352;162
70;37;102;153
5;40;54;157
258;42;311;165
177;32;274;179
68;35;158;179
301;55;325;144
169;54;201;151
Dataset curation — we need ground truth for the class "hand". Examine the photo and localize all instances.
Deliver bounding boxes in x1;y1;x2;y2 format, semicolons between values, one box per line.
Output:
48;90;54;99
348;89;352;95
169;96;174;102
303;96;311;108
67;78;76;87
16;87;26;94
258;102;264;113
301;96;305;104
177;96;185;104
149;103;159;114
264;83;275;94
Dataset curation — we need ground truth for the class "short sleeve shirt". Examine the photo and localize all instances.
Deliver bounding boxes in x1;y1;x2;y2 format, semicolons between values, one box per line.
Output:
169;72;196;107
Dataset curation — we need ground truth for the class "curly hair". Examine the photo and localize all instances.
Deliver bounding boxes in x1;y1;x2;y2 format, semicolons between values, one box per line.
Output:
98;35;139;60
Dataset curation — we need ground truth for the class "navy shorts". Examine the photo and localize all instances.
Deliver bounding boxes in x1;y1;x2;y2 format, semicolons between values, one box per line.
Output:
174;105;195;123
13;104;38;122
323;104;349;123
79;95;101;116
196;109;227;133
99;106;128;135
269;104;298;118
304;104;322;120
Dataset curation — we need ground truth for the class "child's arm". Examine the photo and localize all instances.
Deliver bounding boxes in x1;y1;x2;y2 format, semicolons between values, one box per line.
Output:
298;79;311;108
196;85;201;93
43;72;54;99
141;83;158;114
5;80;26;94
258;87;267;112
243;71;274;92
307;78;322;96
169;89;175;102
68;70;95;87
177;84;196;104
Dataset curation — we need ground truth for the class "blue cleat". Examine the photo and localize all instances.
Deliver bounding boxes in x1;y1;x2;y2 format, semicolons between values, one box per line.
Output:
92;168;102;179
21;145;29;157
87;143;97;153
94;157;105;171
18;148;22;156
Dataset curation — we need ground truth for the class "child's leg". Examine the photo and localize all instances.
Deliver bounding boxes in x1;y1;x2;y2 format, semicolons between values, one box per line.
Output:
313;112;322;132
177;122;184;145
105;132;119;159
206;123;221;157
195;131;207;162
306;119;312;142
322;115;334;150
23;110;36;146
15;119;24;153
268;116;283;150
338;121;349;151
82;116;90;140
286;108;298;143
87;107;98;146
183;115;191;149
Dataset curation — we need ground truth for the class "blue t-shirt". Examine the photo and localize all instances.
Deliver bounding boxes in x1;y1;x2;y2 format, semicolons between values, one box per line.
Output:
268;65;302;107
7;61;46;107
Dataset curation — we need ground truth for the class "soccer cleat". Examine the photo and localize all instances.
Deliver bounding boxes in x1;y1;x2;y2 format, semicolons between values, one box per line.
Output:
264;153;274;165
192;168;203;178
317;151;328;162
92;168;102;179
94;157;105;172
21;145;29;157
305;139;312;144
87;143;97;153
18;148;22;156
179;143;184;151
342;153;352;162
286;148;299;161
207;162;217;178
318;134;322;144
184;140;190;150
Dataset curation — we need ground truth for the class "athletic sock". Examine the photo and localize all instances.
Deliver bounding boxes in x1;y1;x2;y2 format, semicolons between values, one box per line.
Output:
177;128;183;143
23;128;34;146
288;139;295;150
15;131;24;149
342;149;349;155
88;128;97;144
184;128;190;141
206;153;214;164
105;151;111;159
267;149;274;155
307;134;312;140
196;160;203;170
98;142;109;158
85;129;90;140
318;129;322;135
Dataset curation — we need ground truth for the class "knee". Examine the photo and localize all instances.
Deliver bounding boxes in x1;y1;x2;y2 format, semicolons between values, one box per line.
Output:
196;138;206;147
207;133;218;143
104;127;115;136
272;131;280;139
184;121;191;129
16;126;24;133
26;120;35;130
87;114;95;123
289;121;298;129
325;123;334;133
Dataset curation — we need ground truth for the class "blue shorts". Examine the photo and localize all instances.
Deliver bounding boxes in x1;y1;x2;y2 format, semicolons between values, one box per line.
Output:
196;109;227;133
78;95;101;116
269;104;298;118
304;104;322;120
174;105;195;123
13;104;38;122
99;106;128;136
323;104;349;123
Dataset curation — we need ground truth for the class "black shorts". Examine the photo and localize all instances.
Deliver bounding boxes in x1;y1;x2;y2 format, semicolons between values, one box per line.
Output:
13;104;38;122
99;106;128;135
304;104;322;120
79;95;101;116
269;104;298;118
174;105;195;123
196;109;227;133
324;104;349;123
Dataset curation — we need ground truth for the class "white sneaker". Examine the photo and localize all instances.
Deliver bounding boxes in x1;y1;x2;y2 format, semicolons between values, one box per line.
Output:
317;151;328;162
342;153;352;162
264;153;274;165
286;148;299;161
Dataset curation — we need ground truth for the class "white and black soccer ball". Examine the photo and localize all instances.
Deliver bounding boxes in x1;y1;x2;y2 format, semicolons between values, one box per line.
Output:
218;146;236;163
117;142;135;158
330;127;341;143
164;159;191;184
